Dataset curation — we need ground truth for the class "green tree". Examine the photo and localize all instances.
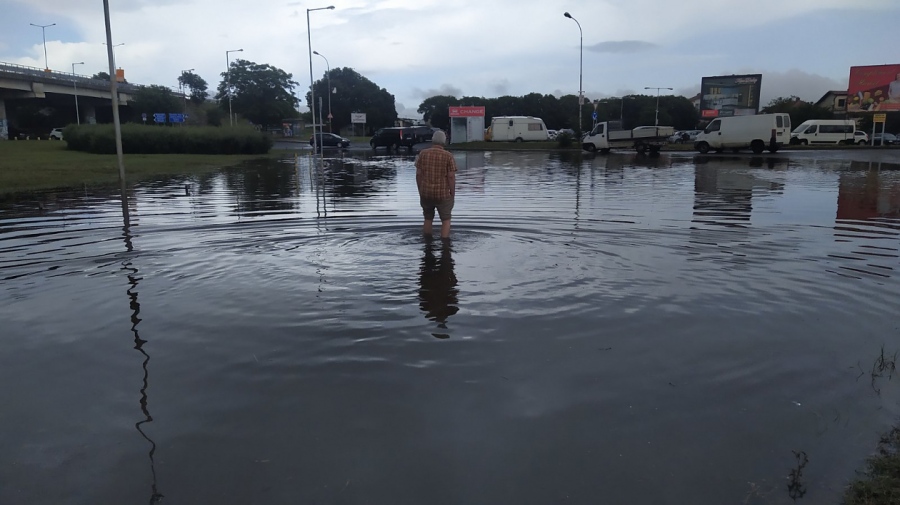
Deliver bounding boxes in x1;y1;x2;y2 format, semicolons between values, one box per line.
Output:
762;96;834;127
418;95;460;130
178;71;209;104
309;67;397;133
91;72;110;81
127;85;181;123
216;59;299;127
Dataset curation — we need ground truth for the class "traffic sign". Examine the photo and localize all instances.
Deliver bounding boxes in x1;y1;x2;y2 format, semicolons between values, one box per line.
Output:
169;113;185;123
141;113;147;122
327;113;333;119
592;111;598;120
874;113;887;122
153;113;166;123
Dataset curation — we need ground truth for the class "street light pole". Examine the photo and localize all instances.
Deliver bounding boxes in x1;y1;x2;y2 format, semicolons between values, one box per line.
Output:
226;49;243;126
313;50;332;133
30;23;56;70
564;12;583;137
72;61;84;124
307;5;334;154
644;87;673;127
180;68;194;114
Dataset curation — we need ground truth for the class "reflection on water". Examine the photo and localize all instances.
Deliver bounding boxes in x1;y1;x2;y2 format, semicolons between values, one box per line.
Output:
418;238;459;339
1;150;900;504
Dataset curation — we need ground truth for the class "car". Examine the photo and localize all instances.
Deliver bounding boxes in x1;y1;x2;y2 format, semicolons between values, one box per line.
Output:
854;130;868;145
557;128;576;138
49;128;64;140
370;126;436;152
547;129;558;140
872;133;898;146
309;132;350;149
685;130;703;141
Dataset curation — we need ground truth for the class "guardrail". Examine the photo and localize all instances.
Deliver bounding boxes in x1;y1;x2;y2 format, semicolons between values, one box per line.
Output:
0;61;154;94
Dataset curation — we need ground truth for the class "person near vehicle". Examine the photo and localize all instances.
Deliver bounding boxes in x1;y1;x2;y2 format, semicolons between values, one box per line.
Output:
415;130;456;239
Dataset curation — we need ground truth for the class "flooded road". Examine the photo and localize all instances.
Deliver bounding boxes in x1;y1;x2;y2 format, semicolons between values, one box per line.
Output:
1;149;899;504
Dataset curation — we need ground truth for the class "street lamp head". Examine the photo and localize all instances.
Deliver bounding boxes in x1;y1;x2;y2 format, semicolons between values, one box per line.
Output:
564;12;572;18
313;50;320;55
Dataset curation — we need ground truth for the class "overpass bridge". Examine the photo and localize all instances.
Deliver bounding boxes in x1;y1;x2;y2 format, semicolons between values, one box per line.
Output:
0;61;147;139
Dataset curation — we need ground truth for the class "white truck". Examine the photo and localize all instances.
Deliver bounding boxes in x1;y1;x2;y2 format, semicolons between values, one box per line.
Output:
485;116;549;142
694;113;791;154
581;122;675;153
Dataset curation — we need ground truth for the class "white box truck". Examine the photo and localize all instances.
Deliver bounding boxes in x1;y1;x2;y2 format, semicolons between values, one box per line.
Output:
790;119;861;145
485;116;549;142
581;122;675;153
694;113;791;154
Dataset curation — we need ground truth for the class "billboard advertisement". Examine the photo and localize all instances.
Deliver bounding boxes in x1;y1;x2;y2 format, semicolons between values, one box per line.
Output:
847;64;900;112
699;74;762;118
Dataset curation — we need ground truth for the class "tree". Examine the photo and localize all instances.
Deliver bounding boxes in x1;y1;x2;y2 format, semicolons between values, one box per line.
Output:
216;59;298;127
418;95;460;130
91;72;110;81
762;96;833;127
309;67;397;133
127;85;180;123
178;71;209;104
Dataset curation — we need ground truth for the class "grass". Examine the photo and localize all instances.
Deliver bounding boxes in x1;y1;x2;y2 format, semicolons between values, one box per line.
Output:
843;425;900;505
0;140;284;194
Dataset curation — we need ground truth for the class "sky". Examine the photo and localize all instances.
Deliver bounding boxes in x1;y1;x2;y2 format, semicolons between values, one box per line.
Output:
1;0;898;120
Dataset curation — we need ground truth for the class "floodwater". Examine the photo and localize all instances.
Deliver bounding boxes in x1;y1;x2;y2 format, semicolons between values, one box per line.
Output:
1;149;899;504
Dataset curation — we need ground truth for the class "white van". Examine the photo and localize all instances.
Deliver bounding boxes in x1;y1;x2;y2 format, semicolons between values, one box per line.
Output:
694;113;791;154
790;119;861;145
486;116;549;142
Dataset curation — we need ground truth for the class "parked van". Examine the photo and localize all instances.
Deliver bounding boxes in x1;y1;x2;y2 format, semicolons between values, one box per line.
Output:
694;113;791;154
485;116;549;142
790;119;861;145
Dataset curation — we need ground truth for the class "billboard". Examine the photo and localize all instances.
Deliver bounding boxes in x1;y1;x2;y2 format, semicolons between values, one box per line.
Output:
449;106;485;117
847;64;900;112
699;74;762;118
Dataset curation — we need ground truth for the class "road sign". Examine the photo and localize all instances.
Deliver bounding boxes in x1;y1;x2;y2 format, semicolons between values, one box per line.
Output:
169;113;185;123
327;113;333;119
153;113;166;123
592;111;598;120
351;112;366;124
141;113;147;122
874;113;887;122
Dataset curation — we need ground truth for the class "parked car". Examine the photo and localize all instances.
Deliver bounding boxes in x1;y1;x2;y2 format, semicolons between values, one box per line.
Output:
49;128;64;140
405;126;439;144
872;133;898;146
547;129;558;140
370;127;410;152
854;130;868;145
309;132;350;149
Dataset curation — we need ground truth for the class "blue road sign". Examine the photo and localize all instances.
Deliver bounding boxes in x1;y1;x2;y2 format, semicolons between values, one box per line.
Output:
592;111;598;120
153;113;166;123
169;113;185;123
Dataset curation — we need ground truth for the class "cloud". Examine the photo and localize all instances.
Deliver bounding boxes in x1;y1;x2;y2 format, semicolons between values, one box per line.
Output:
491;78;510;96
587;41;657;54
411;84;463;100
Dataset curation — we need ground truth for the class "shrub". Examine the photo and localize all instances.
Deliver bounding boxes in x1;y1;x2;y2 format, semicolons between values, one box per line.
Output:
557;131;574;148
62;124;272;155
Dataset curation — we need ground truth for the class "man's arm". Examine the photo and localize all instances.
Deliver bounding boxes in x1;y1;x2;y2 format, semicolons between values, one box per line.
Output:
447;158;457;198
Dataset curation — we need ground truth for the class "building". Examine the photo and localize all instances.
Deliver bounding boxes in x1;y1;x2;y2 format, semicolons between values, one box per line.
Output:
815;90;848;116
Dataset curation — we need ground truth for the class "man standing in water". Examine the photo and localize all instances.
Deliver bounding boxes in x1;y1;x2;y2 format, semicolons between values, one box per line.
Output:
415;130;457;238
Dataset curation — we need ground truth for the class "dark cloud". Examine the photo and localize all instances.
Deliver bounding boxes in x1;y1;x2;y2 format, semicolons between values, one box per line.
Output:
586;40;657;54
491;78;510;96
411;84;463;100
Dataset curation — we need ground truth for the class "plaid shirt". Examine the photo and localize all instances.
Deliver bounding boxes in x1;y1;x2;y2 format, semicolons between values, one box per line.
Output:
415;145;457;201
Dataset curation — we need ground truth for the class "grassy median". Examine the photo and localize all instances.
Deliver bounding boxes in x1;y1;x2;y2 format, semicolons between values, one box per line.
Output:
0;140;283;194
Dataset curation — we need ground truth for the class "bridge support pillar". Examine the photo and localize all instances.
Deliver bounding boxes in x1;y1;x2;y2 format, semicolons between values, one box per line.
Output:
83;103;97;124
0;99;7;141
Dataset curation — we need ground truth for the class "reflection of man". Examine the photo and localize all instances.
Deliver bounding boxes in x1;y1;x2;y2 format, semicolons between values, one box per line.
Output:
415;130;457;238
418;238;459;338
889;72;900;101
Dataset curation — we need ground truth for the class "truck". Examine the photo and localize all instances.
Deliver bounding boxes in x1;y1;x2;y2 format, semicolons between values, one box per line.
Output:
485;116;549;142
581;122;675;153
694;113;791;154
